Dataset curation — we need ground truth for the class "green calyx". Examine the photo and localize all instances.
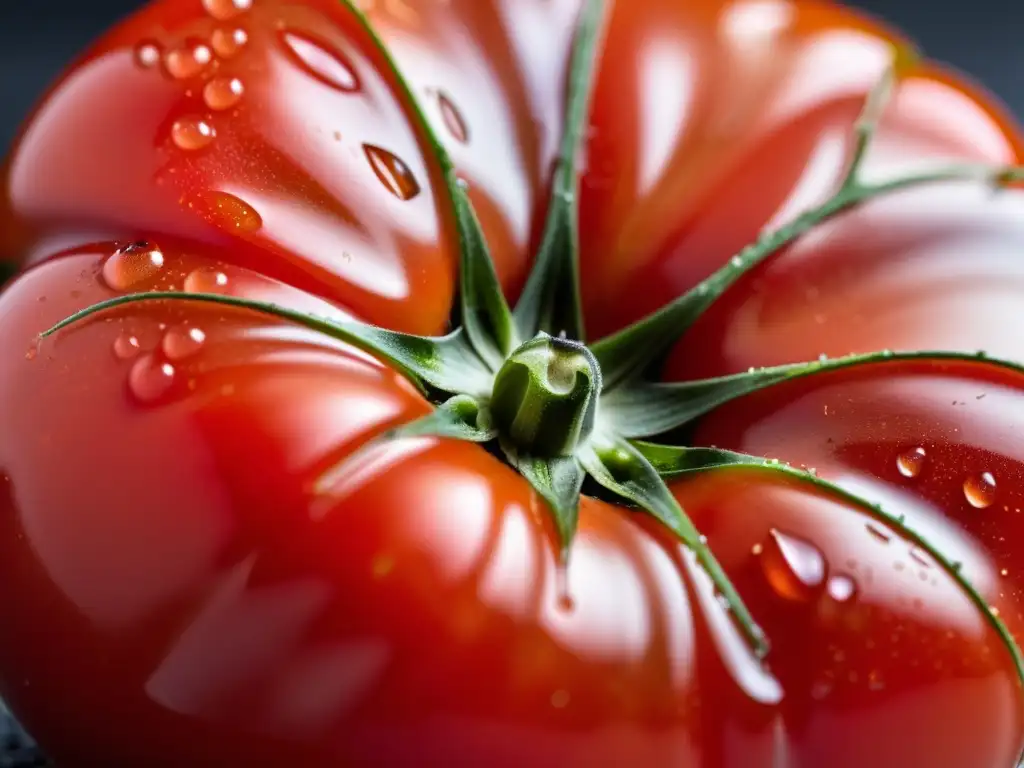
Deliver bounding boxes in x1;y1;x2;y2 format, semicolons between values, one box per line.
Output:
32;0;1024;691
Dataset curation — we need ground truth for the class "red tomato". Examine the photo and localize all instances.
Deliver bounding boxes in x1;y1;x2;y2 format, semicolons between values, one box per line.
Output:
1;0;1023;766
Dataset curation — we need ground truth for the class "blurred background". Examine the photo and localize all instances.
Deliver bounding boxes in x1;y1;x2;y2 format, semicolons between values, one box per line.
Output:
1;0;1023;153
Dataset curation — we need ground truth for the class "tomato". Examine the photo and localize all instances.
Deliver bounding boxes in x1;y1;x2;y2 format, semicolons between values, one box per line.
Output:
1;0;1024;766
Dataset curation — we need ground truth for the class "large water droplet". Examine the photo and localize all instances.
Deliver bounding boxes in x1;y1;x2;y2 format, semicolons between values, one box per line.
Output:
187;190;262;233
204;77;244;110
364;145;421;200
129;354;176;404
171;117;216;151
184;267;230;294
113;332;142;360
438;92;469;144
760;528;826;602
897;446;926;478
281;30;360;91
202;0;252;21
164;41;213;80
135;41;162;69
964;472;997;509
102;241;165;291
162;326;206;360
211;27;248;58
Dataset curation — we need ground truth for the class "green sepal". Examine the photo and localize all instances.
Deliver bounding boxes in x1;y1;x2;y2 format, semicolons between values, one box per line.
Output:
340;0;515;370
385;395;496;443
603;349;1024;438
634;442;1024;694
512;0;606;343
506;450;586;560
39;292;493;397
579;434;769;657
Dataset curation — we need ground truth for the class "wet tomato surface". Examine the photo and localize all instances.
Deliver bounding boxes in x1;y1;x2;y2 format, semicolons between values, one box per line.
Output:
1;0;1023;766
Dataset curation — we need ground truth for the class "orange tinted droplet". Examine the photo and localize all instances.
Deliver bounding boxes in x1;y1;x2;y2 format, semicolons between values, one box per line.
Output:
438;92;469;143
162;326;206;360
102;241;165;291
171;117;216;151
184;268;230;294
128;355;176;404
113;332;142;360
204;77;244;110
281;31;360;91
897;446;926;478
202;0;252;21
135;42;162;69
760;528;826;602
187;190;262;233
964;472;997;509
164;41;213;80
364;145;421;201
211;27;248;58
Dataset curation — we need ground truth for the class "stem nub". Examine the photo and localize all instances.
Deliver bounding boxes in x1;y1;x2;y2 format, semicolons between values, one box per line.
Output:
491;333;601;457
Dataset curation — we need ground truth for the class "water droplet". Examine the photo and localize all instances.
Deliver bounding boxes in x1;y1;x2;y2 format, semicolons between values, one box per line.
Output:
909;547;932;568
204;77;244;110
281;30;360;91
24;342;38;361
437;92;468;143
211;27;248;58
897;446;926;478
113;332;142;360
867;669;885;691
760;528;826;601
128;354;176;404
865;522;892;543
364;145;420;200
550;689;570;709
187;190;262;233
171;117;216;151
162;326;206;360
135;41;162;69
202;0;252;20
827;574;857;602
102;241;165;291
964;472;997;509
184;267;230;294
164;40;213;80
730;255;743;268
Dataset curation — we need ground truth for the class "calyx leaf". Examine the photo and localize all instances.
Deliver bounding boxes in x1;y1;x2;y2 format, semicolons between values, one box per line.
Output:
509;453;586;559
386;395;496;443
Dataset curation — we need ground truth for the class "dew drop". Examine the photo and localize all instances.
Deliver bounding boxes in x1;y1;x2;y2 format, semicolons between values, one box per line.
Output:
865;522;892;543
760;528;826;602
128;354;176;404
204;77;244;110
437;92;469;143
211;27;248;58
164;41;213;80
113;332;142;360
897;446;926;478
135;41;162;69
102;241;165;291
964;472;997;509
186;190;262;233
184;267;230;294
171;117;216;151
364;145;421;200
202;0;252;21
281;30;360;91
826;574;857;602
162;326;206;360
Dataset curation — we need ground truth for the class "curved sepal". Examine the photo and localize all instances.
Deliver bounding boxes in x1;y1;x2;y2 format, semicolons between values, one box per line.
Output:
603;349;1024;439
39;292;493;397
387;395;496;443
507;451;585;561
512;0;606;343
579;435;768;657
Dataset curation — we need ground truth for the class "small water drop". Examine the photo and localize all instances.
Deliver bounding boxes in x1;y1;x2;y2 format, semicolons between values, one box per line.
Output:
760;528;826;602
184;267;230;294
281;30;360;91
164;40;213;80
364;145;421;200
730;255;743;268
102;241;165;291
113;332;142;360
202;0;252;20
186;190;262;233
128;354;176;404
964;472;997;509
171;117;216;151
826;574;857;602
135;41;162;69
162;326;206;360
437;92;469;143
204;77;244;110
865;522;892;543
897;446;926;478
211;27;248;58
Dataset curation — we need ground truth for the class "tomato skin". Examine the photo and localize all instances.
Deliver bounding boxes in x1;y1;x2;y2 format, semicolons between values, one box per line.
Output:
1;0;1024;766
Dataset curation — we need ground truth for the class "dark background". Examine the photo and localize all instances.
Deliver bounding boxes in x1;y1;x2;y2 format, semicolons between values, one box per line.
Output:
0;0;1023;153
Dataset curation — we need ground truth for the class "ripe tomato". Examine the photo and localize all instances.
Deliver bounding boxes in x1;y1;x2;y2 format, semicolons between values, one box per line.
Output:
2;0;1024;766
